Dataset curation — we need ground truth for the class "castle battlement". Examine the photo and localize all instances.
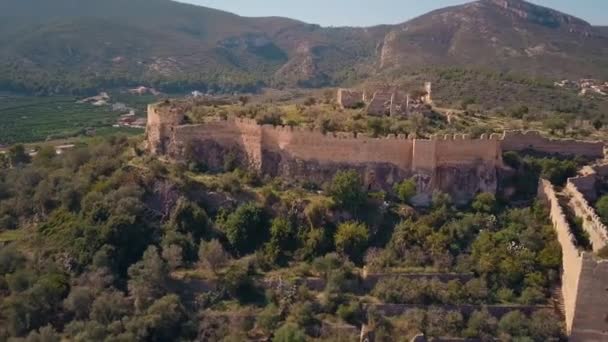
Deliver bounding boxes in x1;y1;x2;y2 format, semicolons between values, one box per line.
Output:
146;102;604;204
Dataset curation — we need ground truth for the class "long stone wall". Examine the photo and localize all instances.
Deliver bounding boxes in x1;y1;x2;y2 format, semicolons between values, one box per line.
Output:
566;180;608;252
501;130;604;158
538;179;608;340
537;179;583;334
147;103;605;204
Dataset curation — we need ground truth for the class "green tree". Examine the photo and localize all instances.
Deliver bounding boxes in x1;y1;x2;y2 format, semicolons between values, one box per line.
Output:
167;197;209;241
335;222;369;262
471;192;496;213
90;291;132;325
498;311;529;339
273;323;306;342
257;304;281;334
128;246;169;311
543;117;567;135
198;239;230;274
596;195;608;224
221;203;268;256
328;170;366;212
265;218;297;265
394;178;417;204
24;325;60;342
126;294;187;341
8;144;30;167
529;309;564;340
63;287;95;320
464;309;497;339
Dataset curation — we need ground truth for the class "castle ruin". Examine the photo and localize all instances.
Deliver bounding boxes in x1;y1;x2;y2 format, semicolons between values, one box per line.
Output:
146;101;604;205
147;100;608;340
538;179;608;341
337;83;433;117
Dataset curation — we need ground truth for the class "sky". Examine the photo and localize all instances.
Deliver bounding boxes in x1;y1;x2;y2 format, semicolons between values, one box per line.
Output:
181;0;607;27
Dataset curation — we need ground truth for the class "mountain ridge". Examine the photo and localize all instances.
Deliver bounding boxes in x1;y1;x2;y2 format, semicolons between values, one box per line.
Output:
0;0;606;94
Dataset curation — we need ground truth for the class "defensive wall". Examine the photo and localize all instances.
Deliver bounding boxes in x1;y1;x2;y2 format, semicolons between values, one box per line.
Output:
501;130;605;158
538;179;608;341
147;102;605;204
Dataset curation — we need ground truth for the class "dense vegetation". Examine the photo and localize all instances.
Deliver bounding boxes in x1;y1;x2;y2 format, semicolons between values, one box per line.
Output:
0;134;568;341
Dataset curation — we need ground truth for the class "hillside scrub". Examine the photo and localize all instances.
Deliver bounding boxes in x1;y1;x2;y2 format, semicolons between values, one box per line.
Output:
0;135;567;340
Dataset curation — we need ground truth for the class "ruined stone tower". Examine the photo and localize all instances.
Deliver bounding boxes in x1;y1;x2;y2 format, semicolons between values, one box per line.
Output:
424;82;432;104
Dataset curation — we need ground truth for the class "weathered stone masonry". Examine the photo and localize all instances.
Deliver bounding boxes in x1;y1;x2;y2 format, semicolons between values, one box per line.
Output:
539;179;608;341
147;102;604;204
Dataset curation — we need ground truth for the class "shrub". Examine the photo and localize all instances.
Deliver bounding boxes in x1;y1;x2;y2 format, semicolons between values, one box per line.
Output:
334;222;369;263
328;170;366;212
198;239;230;274
394;178;416;204
273;323;306;342
221;203;268;256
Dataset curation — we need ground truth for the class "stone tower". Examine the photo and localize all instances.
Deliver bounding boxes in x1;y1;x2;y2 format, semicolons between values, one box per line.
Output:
424;82;432;104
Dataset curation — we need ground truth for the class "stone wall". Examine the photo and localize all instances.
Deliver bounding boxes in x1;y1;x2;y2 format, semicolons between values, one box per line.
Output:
501;130;604;159
569;255;608;341
565;179;608;252
337;89;365;109
366;303;550;319
538;179;608;340
147;102;604;205
537;179;583;334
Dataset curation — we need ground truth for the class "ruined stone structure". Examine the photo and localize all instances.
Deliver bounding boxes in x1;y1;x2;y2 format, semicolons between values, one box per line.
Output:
148;100;608;339
538;179;608;341
501;130;604;158
336;89;365;109
565;164;608;252
337;83;433;118
147;102;605;205
147;102;506;204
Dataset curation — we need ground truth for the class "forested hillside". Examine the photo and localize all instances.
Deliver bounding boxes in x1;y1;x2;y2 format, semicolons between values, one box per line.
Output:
0;0;607;95
0;135;580;340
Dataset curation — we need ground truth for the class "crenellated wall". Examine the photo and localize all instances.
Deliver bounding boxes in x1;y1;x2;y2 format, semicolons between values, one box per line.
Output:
147;102;604;204
501;130;604;159
537;179;583;334
565;180;608;252
538;179;608;340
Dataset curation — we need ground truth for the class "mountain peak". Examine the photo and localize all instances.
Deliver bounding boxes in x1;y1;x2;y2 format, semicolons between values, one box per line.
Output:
481;0;591;31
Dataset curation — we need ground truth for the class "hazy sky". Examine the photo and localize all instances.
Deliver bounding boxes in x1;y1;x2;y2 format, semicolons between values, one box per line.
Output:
181;0;607;27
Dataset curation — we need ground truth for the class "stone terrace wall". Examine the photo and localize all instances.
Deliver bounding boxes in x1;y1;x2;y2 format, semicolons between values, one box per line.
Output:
565;179;608;252
366;303;550;319
537;179;583;334
501;130;604;159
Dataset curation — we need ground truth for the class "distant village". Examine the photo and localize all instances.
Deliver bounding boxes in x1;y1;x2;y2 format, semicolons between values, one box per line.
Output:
554;78;608;97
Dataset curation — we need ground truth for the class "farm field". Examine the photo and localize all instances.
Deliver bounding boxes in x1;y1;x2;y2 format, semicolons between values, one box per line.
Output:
0;93;155;145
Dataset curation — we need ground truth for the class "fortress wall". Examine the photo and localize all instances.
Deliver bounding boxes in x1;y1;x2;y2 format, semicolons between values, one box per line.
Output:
568;174;597;201
261;125;414;170
501;131;604;158
172;120;264;170
537;179;583;334
566;180;608;252
412;139;437;172
569;256;608;341
434;134;502;167
146;103;187;155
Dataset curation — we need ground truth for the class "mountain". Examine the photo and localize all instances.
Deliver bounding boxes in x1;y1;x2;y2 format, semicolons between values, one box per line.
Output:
0;0;387;93
0;0;606;94
379;0;608;79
